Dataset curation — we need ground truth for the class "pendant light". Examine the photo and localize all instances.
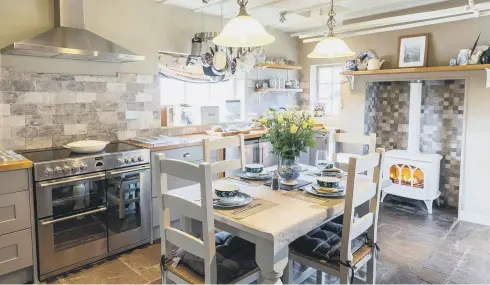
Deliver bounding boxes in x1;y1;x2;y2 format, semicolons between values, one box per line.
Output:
308;0;355;59
213;0;275;48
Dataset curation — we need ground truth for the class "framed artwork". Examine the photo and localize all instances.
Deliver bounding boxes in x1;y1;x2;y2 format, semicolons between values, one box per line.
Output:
397;34;429;68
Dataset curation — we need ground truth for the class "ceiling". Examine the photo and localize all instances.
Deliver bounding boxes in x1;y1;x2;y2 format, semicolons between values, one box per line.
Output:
160;0;490;42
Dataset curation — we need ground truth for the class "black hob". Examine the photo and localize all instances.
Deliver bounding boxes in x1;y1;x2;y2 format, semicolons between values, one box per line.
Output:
19;142;142;163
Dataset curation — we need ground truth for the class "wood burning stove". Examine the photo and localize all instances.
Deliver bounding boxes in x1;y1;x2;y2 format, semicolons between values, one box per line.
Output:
381;82;442;213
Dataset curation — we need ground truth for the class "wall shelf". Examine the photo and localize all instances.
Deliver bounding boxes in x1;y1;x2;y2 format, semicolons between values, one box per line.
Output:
342;64;490;76
256;63;302;70
341;64;490;89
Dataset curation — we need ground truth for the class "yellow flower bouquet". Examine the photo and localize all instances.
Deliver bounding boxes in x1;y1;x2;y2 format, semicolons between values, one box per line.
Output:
259;106;317;160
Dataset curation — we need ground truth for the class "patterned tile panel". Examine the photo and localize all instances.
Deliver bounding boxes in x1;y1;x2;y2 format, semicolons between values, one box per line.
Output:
365;80;465;207
0;67;161;150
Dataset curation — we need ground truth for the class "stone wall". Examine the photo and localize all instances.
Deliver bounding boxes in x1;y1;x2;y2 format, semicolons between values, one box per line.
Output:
364;80;465;207
0;67;161;150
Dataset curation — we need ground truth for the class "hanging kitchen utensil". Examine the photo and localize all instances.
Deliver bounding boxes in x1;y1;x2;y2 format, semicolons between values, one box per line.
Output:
213;46;228;73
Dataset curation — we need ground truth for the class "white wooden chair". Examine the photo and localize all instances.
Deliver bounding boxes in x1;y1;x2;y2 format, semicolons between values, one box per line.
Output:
203;134;246;176
285;148;384;284
154;153;260;284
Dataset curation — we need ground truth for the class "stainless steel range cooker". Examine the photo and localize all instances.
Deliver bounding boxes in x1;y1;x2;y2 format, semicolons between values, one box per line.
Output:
19;143;151;281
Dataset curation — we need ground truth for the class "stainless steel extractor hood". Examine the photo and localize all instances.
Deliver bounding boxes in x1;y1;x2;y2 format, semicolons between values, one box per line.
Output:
1;0;145;63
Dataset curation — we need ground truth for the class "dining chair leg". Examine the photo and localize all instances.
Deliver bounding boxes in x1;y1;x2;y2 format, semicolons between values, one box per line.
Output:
340;265;351;284
316;270;324;284
282;259;294;284
366;256;376;285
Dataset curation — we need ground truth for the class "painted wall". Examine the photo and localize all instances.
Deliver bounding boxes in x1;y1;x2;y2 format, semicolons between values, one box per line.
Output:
299;16;490;225
0;0;298;75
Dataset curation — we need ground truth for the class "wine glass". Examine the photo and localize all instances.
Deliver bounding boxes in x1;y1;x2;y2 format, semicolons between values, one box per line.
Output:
315;150;332;175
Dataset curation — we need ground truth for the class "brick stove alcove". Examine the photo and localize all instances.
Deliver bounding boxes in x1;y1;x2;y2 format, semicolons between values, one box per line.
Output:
365;80;465;211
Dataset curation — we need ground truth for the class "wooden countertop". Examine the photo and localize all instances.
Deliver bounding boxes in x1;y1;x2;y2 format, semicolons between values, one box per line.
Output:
126;130;269;152
0;159;33;172
126;126;339;152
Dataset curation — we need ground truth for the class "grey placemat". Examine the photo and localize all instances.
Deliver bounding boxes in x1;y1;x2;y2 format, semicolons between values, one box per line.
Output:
282;190;344;208
215;198;278;220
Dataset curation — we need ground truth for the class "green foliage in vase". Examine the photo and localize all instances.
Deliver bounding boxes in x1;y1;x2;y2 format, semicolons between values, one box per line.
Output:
259;106;319;160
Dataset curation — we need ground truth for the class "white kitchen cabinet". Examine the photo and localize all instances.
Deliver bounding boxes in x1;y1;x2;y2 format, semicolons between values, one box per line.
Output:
0;169;35;284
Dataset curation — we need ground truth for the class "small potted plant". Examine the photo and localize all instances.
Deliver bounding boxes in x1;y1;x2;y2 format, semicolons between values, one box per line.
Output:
259;106;318;185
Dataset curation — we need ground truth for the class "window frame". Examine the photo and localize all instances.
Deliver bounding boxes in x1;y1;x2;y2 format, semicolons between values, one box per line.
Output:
312;64;343;118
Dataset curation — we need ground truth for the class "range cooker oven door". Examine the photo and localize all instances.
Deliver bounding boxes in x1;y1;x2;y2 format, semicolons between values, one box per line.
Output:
106;165;151;253
36;172;108;280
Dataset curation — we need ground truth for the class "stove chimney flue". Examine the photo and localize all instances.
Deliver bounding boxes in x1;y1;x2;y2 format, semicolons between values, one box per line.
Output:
408;82;423;152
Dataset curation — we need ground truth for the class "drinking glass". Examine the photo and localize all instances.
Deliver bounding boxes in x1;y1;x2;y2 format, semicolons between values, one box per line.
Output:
315;150;332;175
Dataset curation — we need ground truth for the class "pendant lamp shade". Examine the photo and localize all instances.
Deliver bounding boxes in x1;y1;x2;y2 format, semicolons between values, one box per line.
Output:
308;36;355;59
307;0;355;59
213;0;275;48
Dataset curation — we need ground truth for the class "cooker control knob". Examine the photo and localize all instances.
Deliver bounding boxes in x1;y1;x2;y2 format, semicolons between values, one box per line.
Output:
138;156;143;162
117;158;125;165
44;168;53;177
63;166;71;173
131;157;136;162
80;163;88;170
54;167;62;175
124;158;130;164
72;165;80;172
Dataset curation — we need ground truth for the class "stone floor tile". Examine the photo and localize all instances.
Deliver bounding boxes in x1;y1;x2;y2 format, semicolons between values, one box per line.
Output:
421;251;461;276
417;267;448;284
379;268;429;284
61;259;146;284
445;221;490;253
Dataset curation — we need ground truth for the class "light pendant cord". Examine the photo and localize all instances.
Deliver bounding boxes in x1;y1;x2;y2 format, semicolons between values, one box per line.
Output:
326;0;336;37
237;0;250;16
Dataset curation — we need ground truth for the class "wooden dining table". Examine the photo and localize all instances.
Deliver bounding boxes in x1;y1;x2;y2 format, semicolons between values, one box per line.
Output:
168;166;348;284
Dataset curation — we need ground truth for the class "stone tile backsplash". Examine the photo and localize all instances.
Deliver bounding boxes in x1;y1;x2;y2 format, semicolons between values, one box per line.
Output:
0;67;161;150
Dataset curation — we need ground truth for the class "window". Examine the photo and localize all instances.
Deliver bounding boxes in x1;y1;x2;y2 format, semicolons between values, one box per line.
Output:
314;65;342;117
160;77;242;125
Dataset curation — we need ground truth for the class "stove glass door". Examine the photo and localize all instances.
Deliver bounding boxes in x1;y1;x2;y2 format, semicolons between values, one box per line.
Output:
106;165;151;252
36;172;108;279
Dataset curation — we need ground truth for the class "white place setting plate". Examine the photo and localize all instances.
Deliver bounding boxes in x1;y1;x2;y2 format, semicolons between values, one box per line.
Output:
238;171;272;181
305;184;346;198
213;192;253;208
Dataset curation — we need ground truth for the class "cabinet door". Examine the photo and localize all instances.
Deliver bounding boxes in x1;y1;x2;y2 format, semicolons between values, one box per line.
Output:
0;229;33;276
0;170;29;195
0;191;31;236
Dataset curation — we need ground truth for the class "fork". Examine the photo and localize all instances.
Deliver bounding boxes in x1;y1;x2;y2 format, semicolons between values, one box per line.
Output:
233;203;262;215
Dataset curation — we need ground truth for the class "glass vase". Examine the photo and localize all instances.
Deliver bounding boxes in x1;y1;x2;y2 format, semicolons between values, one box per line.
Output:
277;156;301;185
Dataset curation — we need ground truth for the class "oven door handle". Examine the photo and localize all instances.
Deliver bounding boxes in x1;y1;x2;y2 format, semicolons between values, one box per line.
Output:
36;172;106;188
40;206;107;226
106;165;150;178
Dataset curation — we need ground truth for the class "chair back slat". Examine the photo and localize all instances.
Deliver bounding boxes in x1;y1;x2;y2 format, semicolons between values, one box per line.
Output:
335;133;374;145
349;212;374;241
203;135;246;172
211;159;242;174
163;193;204;221
165;227;206;258
340;148;384;263
160;159;202;183
352;152;380;174
352;181;377;208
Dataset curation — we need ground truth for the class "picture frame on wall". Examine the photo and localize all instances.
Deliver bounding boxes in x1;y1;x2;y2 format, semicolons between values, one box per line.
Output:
397;34;429;68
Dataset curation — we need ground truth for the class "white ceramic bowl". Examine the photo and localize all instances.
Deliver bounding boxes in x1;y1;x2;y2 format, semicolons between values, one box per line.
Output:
64;140;110;153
